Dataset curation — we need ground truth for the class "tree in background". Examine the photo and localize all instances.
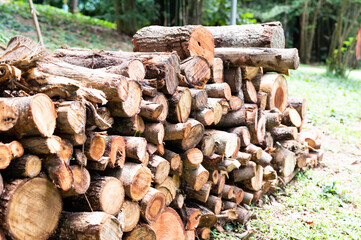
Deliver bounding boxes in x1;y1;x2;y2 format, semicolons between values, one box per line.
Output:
68;0;78;14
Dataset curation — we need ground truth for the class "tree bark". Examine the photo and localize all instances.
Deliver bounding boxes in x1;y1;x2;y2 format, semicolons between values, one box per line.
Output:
223;67;242;93
189;88;208;111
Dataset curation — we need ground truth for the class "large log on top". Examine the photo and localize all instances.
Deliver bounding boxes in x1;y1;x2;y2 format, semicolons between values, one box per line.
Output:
53;211;122;240
133;25;214;66
214;48;299;75
0;94;56;138
150;207;185;240
0;177;62;240
206;22;285;48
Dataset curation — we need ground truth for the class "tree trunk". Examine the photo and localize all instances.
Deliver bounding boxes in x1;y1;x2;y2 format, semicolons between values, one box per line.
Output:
206;22;285;48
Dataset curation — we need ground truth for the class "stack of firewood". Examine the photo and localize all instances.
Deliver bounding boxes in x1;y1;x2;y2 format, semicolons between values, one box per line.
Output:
0;22;323;240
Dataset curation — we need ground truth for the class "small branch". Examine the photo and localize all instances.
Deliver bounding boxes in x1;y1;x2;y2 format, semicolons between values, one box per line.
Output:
28;0;44;46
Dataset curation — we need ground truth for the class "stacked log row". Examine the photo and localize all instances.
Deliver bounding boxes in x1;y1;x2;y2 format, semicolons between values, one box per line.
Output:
0;22;322;240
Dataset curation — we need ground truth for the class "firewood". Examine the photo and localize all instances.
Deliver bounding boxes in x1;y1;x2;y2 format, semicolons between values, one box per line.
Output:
87;105;114;131
221;184;235;200
287;98;307;120
187;203;217;228
180;206;202;230
111;115;145;136
214;48;299;74
231;186;245;204
3;154;41;178
162;149;182;171
249;112;266;146
228;96;243;111
170;119;205;150
242;164;264;191
253;151;272;167
143;122;164;145
184;181;212;203
55;101;86;135
207;98;230;115
183;164;209;191
119;200;141;232
168;87;192;123
271;142;297;177
205;158;241;173
0;228;4;240
85;133;106;161
59;131;87;146
299;131;320;149
0;94;56;138
271;126;298;141
211;173;226;195
189;88;208;110
107;80;142;117
54;211;122;240
164;122;191;141
242;191;254;205
103;135;126;168
223;67;242;93
257;92;268;110
233;151;252;166
242;80;258;104
264;110;282;130
60;165;90;197
43;154;74;191
228;126;251;147
215;108;247;128
148;155;170;184
0;178;62;240
0;143;13;170
150;207;185;240
170;193;185;209
123;224;156;240
282;107;302;127
179;56;211;89
183;148;203;167
223;200;237;210
205;130;238;157
206;22;285;48
141;187;166;223
190;108;214;126
155;176;177;205
259;73;288;112
232;161;257;182
185;230;196;240
36;59;129;102
263;132;274;149
263;165;278;180
139;100;164;122
205;99;223;124
203;153;223;167
197;135;215;157
86;156;109;171
211;58;224;83
209;170;219;185
123;137;148;164
236;206;251;224
108;162;152;201
133;25;214;65
241;66;260;80
102;59;145;81
197;227;211;240
144;93;169;122
242;144;263;160
205;83;232;101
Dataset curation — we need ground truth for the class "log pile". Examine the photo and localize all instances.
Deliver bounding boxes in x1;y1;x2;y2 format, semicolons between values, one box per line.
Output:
0;22;323;240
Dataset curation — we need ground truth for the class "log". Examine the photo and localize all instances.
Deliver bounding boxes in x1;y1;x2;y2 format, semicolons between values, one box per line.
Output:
5;141;23;159
203;153;223;167
179;56;211;89
104;135;126;168
233;151;252;166
232;161;257;182
190;108;214;126
133;25;214;66
67;176;124;215
60;132;87;146
170;119;205;150
242;144;263;160
271;142;297;177
0;143;13;170
197;227;210;240
55;101;86;135
185;230;195;240
263;165;278;180
228;126;251;147
0;94;56;138
211;173;226;195
250;67;263;91
164;122;191;141
36;59;129;102
287;98;307;120
206;22;285;48
242;191;254;205
241;66;260;80
242;80;258;104
259;73;288;112
141;187;166;223
215;108;247;128
243;164;263;191
143;122;164;145
271;126;298;141
228;96;243;111
0;178;62;240
209;170;219;185
170;193;185;209
189;88;208;110
257;92;268;110
0;174;3;196
163;149;182;171
179;206;201;230
182;164;209;191
119;200;141;232
123;224;156;240
155;176;177;205
223;67;242;93
101;59;145;80
123;137;148;164
150;207;185;240
187;203;217;228
208;98;230;115
282;107;302;127
87;156;110;171
205;158;241;173
253;151;272;167
144;93;169;122
263;132;274;149
148;155;170;184
139;100;164;122
264;110;282;130
211;58;223;83
184;181;212;203
60;165;90;197
4;154;41;178
197;135;215;157
221;184;235;200
231;187;245;205
108;162;152;201
248;112;266;146
236;206;251;224
54;211;122;240
205;83;232;101
205;130;238;157
214;48;299;74
183;148;203;167
205;99;223;124
43;155;74;191
85;105;113;131
168;87;192;123
107;80;142;117
111;115;145;136
85;133;106;161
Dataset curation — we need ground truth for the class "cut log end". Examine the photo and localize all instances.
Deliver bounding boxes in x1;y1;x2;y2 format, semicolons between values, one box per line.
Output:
189;26;215;66
31;93;57;137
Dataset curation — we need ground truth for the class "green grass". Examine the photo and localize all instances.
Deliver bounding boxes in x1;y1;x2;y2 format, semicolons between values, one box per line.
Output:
0;1;132;51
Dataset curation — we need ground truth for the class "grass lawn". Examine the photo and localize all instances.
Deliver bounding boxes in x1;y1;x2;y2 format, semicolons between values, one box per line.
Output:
213;66;361;239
